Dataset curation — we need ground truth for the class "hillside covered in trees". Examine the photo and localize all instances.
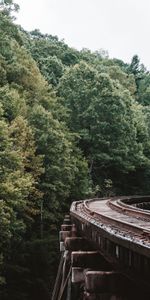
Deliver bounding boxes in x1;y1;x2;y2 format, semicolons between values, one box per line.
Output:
1;1;150;299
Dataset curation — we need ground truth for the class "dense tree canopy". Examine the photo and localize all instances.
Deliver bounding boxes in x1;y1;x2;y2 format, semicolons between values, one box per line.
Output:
1;5;150;300
58;62;150;193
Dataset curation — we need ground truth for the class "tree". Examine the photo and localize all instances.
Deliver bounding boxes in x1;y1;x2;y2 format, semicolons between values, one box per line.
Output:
29;104;89;223
0;86;27;121
38;55;64;86
137;74;150;105
0;108;34;286
128;55;147;95
106;65;136;96
9;116;44;221
58;61;149;192
0;0;19;15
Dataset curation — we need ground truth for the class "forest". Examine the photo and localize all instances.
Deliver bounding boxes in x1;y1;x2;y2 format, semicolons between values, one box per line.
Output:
1;1;150;299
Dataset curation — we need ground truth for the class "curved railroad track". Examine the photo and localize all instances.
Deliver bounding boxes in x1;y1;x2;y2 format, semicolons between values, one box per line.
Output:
53;196;150;300
70;196;150;253
70;196;150;290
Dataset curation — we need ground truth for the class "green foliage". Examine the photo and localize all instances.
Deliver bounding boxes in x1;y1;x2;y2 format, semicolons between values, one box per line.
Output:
30;104;89;215
128;55;147;98
0;13;90;299
0;0;19;15
0;86;27;121
1;7;150;300
38;55;64;86
58;61;150;192
24;30;80;88
137;74;150;105
106;65;136;96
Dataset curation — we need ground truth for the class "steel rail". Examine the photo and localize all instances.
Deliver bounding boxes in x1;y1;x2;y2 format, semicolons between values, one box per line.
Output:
70;197;150;243
108;196;150;221
83;198;150;237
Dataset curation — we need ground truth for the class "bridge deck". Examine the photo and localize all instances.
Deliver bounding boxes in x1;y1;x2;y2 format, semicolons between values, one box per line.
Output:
69;197;150;292
88;199;150;230
71;197;150;257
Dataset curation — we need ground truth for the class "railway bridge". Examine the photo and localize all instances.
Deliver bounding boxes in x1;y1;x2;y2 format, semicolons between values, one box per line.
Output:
52;196;150;300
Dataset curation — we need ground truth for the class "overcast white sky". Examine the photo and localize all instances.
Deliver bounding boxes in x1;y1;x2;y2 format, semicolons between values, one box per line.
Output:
15;0;150;69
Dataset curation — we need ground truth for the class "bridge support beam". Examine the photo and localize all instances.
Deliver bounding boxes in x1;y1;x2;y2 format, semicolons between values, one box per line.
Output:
85;271;121;293
84;271;122;300
59;230;71;242
72;267;84;283
63;215;71;225
59;231;71;252
70;251;113;300
59;215;78;252
71;251;110;269
65;237;96;251
61;224;72;231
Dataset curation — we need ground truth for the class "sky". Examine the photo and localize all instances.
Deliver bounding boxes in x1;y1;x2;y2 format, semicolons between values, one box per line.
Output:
15;0;150;69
